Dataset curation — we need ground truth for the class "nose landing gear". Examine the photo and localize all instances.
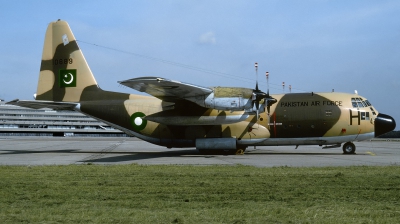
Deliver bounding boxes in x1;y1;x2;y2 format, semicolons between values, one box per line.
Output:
342;142;356;154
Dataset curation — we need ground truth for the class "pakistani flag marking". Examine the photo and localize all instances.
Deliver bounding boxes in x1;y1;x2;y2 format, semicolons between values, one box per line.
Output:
59;69;77;87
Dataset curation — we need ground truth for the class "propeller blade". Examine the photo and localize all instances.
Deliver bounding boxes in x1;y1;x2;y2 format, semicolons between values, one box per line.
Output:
250;65;277;118
265;97;277;115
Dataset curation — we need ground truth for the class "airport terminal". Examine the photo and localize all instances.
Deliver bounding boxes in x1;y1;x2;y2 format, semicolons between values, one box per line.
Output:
0;99;126;137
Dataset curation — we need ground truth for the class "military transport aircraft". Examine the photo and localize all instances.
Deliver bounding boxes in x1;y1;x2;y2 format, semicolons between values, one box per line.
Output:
8;20;396;154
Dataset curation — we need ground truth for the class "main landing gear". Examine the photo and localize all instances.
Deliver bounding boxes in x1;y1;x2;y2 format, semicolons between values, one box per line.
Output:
198;146;247;155
342;142;356;154
234;146;247;155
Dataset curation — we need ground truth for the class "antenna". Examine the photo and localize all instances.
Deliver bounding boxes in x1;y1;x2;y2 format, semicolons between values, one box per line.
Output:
282;82;285;93
265;72;269;94
289;85;292;93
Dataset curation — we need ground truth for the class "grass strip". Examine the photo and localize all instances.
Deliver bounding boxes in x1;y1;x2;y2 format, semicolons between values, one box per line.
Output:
1;165;400;223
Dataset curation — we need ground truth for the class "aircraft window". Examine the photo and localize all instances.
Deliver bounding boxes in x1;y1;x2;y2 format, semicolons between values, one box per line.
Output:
361;112;370;120
365;100;371;106
351;98;357;108
361;101;367;107
370;107;376;115
355;98;364;107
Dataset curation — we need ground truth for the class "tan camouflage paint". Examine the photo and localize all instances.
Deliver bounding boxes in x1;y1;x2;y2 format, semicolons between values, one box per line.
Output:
23;20;385;152
36;20;97;102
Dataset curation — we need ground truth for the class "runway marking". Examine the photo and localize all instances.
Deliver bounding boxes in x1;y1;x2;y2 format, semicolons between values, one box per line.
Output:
366;151;376;156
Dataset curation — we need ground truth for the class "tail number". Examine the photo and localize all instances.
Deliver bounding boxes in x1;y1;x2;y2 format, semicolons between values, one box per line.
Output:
54;58;73;65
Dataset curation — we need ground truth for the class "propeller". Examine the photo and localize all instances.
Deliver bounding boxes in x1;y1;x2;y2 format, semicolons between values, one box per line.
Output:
251;63;277;119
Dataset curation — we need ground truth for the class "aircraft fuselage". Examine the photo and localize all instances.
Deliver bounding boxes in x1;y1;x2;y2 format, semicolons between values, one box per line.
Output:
76;91;379;149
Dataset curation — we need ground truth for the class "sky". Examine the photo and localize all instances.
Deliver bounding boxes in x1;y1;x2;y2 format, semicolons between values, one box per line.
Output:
1;0;399;129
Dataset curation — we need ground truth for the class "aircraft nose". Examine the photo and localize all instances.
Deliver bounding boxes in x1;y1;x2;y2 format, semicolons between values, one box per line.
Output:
375;113;396;137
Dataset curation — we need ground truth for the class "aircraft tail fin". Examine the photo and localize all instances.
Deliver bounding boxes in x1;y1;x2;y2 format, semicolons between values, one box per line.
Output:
35;20;99;102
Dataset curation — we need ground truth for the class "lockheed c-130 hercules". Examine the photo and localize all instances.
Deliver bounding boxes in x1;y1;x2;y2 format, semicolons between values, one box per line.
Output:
8;20;396;155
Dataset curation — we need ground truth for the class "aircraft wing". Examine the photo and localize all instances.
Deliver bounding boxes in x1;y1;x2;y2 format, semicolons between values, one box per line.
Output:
6;99;78;111
118;77;213;101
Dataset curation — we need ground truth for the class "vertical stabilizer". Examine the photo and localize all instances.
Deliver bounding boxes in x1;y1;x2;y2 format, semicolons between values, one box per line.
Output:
36;20;99;102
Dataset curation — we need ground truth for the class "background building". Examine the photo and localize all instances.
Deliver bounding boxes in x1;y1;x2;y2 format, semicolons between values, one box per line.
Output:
0;100;127;137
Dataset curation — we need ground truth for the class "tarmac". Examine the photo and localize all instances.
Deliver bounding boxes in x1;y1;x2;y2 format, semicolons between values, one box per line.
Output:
0;137;399;167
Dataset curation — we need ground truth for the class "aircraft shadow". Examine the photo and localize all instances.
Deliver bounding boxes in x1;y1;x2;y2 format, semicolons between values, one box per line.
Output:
1;149;363;164
80;150;198;163
80;151;356;163
0;149;80;155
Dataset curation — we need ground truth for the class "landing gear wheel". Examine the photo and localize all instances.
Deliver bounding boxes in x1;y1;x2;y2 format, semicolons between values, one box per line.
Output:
342;142;356;154
235;148;244;155
235;146;247;155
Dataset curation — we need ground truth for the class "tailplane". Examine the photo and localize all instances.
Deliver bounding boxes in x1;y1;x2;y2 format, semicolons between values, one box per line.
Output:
36;20;99;102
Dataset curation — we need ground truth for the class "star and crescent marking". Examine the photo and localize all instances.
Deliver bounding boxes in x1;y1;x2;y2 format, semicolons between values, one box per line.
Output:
63;73;74;84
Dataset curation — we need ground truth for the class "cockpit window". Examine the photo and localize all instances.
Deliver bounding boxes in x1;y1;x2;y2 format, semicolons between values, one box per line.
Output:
351;98;358;108
361;100;367;107
356;98;364;107
352;98;376;115
351;98;372;108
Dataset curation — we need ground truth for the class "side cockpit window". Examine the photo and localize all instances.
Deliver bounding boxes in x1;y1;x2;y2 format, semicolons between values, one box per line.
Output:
361;112;370;120
370;106;376;115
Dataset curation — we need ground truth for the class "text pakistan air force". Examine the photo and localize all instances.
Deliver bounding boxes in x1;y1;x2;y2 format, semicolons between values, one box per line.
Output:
280;101;343;107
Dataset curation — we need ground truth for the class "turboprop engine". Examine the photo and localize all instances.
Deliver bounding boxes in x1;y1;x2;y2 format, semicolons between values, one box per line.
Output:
187;86;277;117
188;87;253;111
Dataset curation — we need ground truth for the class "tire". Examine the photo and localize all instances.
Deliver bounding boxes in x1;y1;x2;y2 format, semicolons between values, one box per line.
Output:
235;146;247;155
235;148;244;155
342;142;356;154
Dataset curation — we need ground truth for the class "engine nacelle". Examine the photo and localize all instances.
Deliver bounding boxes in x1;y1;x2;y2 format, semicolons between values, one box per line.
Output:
187;87;264;112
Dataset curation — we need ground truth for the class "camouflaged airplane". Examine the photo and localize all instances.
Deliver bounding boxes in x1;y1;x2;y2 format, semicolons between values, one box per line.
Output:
8;20;396;154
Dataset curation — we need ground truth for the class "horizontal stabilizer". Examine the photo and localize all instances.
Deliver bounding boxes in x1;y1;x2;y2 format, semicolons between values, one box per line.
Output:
6;99;78;111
